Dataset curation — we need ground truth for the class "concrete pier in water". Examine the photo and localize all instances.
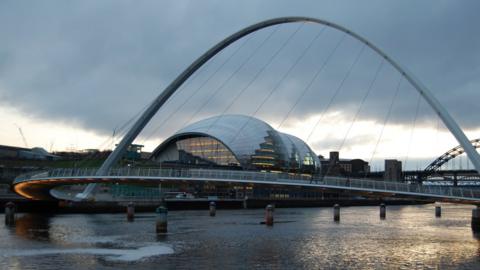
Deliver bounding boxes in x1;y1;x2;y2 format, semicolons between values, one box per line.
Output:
209;201;216;217
472;206;480;232
265;204;274;226
333;204;340;222
156;206;168;233
4;202;15;225
380;203;386;219
435;206;442;218
127;202;135;221
243;196;248;209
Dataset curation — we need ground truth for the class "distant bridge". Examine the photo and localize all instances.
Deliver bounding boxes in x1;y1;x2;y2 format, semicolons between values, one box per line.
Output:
424;138;480;176
395;138;480;184
13;168;480;204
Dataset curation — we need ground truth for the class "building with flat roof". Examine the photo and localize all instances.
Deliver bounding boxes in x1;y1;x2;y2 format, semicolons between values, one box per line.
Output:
384;159;403;181
319;151;370;176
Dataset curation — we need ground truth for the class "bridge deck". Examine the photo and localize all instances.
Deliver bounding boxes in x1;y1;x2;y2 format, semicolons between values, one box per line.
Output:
13;168;480;204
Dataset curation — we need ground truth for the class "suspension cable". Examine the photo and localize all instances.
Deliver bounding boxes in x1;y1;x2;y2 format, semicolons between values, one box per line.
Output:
250;26;326;118
178;28;278;129
403;91;422;171
305;42;365;144
368;75;404;169
338;58;385;152
227;26;326;145
276;31;345;130
323;57;384;177
206;23;304;134
139;29;263;144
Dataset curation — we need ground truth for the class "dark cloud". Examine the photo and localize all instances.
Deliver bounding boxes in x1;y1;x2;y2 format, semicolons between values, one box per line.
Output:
0;0;479;157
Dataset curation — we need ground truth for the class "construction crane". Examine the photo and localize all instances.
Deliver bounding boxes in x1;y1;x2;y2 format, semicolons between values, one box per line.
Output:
15;124;29;148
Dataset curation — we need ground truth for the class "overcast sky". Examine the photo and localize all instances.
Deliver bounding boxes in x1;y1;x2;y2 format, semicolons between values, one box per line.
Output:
1;0;479;170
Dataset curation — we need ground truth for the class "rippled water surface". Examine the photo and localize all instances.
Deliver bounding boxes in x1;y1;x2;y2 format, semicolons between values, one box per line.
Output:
1;204;480;269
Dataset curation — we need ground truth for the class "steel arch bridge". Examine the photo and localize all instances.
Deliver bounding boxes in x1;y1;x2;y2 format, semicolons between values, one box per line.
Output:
424;138;480;175
12;17;480;203
94;17;480;179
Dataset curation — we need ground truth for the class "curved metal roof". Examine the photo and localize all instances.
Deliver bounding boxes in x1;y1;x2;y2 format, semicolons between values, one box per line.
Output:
151;114;320;172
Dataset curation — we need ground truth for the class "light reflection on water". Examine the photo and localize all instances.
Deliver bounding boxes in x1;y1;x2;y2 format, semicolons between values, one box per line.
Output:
1;204;480;269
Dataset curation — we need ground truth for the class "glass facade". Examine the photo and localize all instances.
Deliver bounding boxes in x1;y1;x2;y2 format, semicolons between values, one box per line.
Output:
152;115;320;174
176;137;239;166
249;130;287;170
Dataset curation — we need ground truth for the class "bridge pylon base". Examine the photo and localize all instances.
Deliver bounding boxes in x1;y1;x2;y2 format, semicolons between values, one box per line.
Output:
333;204;340;222
380;203;386;219
435;206;441;218
472;206;480;232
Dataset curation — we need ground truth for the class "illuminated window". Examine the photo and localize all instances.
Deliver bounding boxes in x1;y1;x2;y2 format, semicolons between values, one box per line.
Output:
176;137;240;166
303;153;314;166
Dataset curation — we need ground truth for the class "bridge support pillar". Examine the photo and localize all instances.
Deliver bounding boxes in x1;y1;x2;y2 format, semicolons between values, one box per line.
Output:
209;201;216;217
265;204;274;226
156;205;168;233
243;197;248;209
4;202;15;226
472;206;480;232
333;204;340;222
380;203;386;219
435;205;441;218
127;202;135;222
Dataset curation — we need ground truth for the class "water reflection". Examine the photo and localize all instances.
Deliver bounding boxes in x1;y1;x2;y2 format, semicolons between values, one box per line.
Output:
1;205;480;269
156;232;168;242
14;213;52;241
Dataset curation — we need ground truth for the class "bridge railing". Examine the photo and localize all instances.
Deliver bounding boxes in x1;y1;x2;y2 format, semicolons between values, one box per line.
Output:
321;176;480;200
14;167;480;201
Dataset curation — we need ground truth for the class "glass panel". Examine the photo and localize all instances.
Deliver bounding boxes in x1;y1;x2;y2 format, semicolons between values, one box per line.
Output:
176;137;240;166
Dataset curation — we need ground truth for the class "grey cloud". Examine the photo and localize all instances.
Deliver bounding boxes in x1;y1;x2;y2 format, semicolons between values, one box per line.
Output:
0;0;479;157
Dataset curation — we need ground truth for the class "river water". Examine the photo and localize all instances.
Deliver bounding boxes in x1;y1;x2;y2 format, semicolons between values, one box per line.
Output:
1;204;480;269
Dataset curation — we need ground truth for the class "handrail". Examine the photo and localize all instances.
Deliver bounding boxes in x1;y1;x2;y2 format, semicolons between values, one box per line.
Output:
13;167;480;201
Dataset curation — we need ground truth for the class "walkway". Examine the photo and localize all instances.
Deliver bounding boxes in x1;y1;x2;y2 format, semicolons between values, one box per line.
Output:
13;168;480;204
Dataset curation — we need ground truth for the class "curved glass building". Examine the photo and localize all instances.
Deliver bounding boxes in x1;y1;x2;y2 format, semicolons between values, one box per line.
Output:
151;115;320;174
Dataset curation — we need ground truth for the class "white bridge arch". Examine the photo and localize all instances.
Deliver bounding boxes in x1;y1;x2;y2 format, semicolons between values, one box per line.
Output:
77;17;480;198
